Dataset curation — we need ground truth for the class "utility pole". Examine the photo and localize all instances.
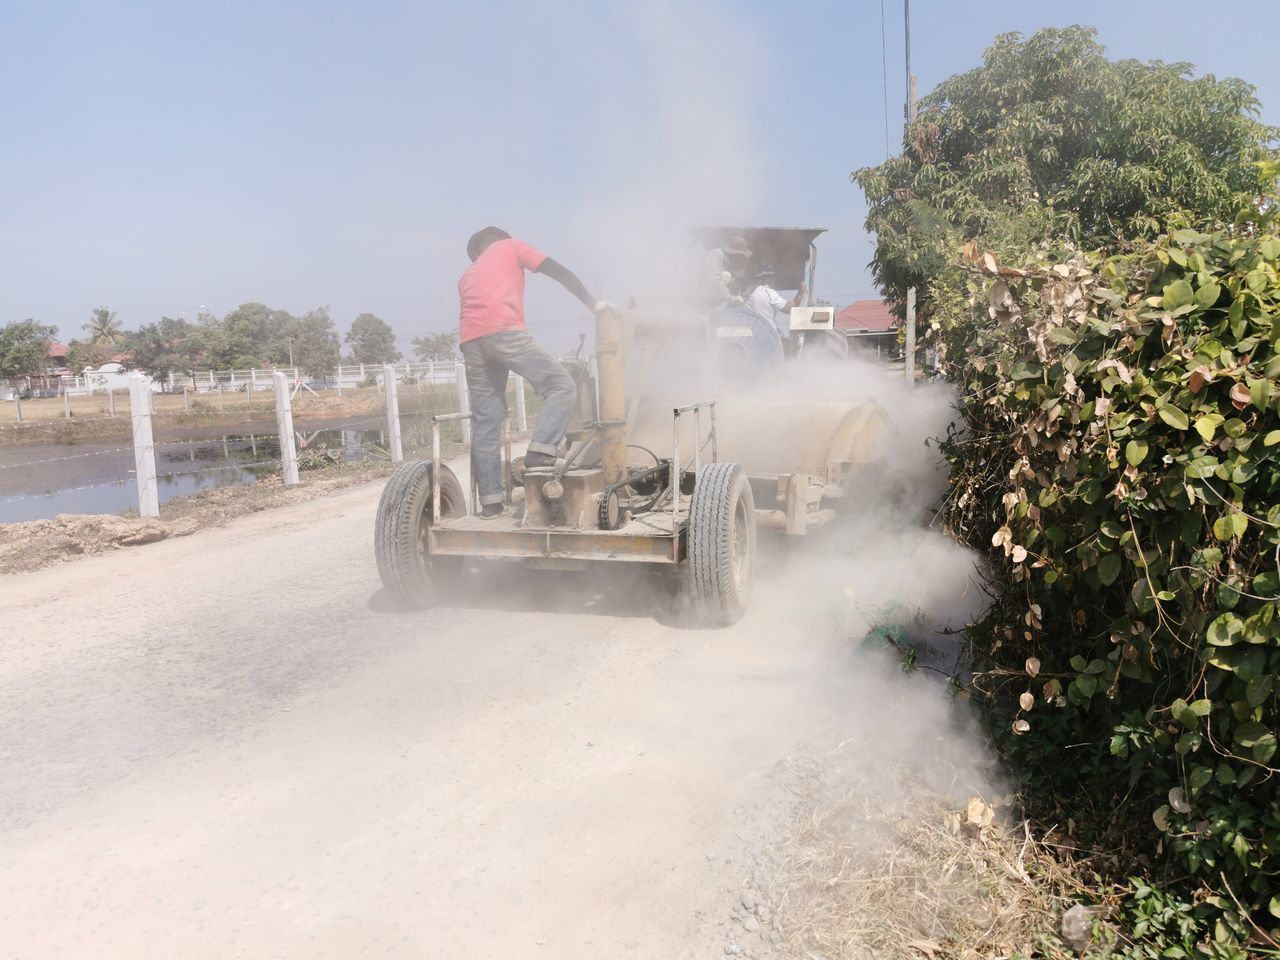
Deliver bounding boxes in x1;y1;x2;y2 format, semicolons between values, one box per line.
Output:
903;0;919;388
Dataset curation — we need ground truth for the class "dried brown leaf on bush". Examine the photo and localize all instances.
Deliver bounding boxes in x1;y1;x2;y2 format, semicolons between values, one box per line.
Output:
936;228;1280;940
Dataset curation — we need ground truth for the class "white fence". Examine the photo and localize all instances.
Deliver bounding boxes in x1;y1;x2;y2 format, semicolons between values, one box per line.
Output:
1;364;534;522
183;360;463;394
8;360;462;399
184;360;459;394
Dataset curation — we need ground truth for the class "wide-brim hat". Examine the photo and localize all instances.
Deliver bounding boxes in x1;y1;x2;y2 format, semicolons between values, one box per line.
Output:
723;234;752;257
467;226;511;261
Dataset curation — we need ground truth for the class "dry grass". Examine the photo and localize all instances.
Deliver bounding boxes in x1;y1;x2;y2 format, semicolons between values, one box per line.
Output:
764;774;1082;960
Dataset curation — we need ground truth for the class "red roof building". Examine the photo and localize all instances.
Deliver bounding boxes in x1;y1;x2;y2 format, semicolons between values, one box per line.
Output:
835;299;898;332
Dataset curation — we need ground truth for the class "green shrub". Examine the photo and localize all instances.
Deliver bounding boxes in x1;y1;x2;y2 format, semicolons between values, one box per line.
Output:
940;227;1280;953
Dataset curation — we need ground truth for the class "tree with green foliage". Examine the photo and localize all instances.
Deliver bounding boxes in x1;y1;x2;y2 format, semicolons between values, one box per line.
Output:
65;338;114;373
411;331;458;362
124;317;204;379
0;319;58;378
85;306;123;346
853;26;1277;316
345;313;401;364
218;303;297;368
190;309;231;370
291;307;341;378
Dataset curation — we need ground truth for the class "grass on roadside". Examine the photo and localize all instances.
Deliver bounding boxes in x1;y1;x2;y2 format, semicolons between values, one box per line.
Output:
767;774;1085;960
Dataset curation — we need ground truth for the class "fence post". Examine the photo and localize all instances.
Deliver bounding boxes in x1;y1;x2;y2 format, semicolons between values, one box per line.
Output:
383;365;403;463
514;375;528;432
129;374;159;518
273;371;300;485
455;361;471;443
13;392;21;422
108;388;116;417
64;389;70;419
336;364;343;396
183;388;190;411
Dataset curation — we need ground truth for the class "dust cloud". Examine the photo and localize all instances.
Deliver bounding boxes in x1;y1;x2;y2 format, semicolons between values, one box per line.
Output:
491;0;999;948
547;0;996;856
560;0;987;771
564;1;767;310
745;349;991;791
717;352;999;955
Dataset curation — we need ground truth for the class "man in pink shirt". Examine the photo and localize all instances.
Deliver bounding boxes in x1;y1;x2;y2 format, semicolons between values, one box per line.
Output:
458;226;611;518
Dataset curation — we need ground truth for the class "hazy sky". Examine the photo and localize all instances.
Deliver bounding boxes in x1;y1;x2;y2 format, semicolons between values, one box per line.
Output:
3;0;1278;354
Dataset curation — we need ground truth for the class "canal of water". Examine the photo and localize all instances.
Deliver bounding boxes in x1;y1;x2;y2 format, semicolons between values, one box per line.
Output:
0;425;394;523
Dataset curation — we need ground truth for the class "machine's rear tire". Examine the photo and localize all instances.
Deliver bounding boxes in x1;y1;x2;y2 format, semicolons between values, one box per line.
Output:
375;459;466;608
685;462;755;626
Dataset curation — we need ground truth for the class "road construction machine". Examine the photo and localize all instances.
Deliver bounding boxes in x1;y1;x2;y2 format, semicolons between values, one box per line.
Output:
373;227;892;625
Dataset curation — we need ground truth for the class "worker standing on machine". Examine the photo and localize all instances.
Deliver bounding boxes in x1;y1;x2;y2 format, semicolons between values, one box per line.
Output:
458;226;613;518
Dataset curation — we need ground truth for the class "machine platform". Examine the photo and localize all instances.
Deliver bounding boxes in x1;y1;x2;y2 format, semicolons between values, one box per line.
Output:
428;510;685;564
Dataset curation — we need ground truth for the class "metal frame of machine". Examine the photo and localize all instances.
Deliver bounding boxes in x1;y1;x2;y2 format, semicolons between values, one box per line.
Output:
424;395;720;566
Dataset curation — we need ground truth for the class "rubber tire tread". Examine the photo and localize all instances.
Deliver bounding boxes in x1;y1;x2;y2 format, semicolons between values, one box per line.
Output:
374;459;465;608
686;461;754;626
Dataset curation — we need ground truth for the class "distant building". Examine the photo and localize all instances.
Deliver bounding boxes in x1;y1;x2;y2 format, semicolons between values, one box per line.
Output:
835;299;899;357
835;299;898;333
39;341;71;377
84;362;136;393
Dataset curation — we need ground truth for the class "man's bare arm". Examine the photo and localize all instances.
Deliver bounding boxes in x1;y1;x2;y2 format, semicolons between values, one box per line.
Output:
536;258;596;311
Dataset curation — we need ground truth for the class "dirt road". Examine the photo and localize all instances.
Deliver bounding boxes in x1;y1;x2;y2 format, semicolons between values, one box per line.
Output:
0;471;981;959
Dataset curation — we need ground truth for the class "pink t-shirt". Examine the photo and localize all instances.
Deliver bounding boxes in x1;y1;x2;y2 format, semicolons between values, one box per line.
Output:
457;238;547;343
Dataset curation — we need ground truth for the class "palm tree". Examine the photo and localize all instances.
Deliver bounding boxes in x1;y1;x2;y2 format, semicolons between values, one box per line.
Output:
86;306;123;345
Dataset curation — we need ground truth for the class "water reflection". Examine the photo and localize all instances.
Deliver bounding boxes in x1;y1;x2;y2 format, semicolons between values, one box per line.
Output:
1;426;391;523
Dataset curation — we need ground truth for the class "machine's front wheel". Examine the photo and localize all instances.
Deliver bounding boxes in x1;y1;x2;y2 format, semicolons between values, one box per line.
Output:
685;462;755;626
375;459;466;608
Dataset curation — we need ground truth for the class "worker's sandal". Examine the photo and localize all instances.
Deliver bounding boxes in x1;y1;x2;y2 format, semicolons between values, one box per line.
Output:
522;451;557;469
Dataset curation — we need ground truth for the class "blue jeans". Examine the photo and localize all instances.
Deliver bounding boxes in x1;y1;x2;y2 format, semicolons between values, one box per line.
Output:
461;330;577;505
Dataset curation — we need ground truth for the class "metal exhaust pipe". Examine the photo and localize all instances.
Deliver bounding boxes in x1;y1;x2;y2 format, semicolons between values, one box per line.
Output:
596;306;627;485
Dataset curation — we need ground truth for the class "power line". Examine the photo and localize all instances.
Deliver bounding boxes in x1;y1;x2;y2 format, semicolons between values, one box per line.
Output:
880;0;890;158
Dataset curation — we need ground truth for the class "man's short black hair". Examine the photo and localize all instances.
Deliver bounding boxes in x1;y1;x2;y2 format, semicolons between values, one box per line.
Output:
467;226;511;262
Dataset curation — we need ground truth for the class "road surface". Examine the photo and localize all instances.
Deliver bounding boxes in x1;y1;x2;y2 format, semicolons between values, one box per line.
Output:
0;472;977;959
